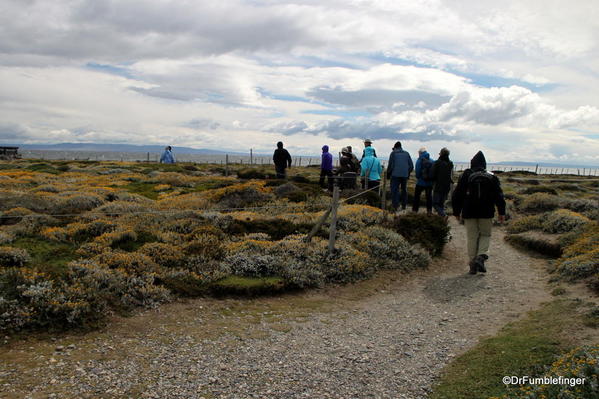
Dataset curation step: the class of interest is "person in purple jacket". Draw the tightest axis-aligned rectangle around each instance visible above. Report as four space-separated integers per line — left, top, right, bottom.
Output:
320 145 334 191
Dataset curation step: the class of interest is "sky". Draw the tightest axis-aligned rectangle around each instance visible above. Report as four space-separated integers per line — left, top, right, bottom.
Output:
1 0 599 164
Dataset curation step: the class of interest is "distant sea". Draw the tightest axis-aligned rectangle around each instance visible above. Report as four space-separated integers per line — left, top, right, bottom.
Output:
19 149 599 176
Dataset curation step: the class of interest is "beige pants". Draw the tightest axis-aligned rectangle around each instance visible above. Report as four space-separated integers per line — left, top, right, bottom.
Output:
464 218 493 259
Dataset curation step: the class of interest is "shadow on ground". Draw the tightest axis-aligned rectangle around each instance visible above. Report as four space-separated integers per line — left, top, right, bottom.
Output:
423 274 488 303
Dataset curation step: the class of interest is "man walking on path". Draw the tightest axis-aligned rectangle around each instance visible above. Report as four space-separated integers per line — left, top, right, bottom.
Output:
273 141 292 179
320 145 334 191
159 146 176 164
431 147 454 217
413 148 434 215
387 141 413 212
452 151 506 274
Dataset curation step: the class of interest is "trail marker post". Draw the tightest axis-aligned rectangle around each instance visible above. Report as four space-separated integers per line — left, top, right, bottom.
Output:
328 184 340 255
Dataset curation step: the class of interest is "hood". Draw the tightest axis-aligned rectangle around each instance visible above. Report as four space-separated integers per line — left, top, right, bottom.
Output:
419 151 430 160
322 145 329 153
470 151 487 169
363 147 375 157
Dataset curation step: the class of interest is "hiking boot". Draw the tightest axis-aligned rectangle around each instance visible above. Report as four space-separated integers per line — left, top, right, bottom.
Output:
475 254 488 273
468 258 477 275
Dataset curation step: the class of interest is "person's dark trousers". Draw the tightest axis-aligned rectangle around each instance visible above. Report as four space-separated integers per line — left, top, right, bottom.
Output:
341 172 357 190
433 189 449 216
413 184 432 213
390 177 408 210
275 165 287 179
320 169 333 189
367 180 380 189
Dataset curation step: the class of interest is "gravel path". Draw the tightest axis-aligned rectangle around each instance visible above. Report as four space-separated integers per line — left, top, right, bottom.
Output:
1 221 552 399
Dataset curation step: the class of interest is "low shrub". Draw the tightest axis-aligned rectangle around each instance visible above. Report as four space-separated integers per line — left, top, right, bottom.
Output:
387 213 450 256
343 226 430 270
237 169 267 179
55 193 104 214
564 198 598 215
343 188 381 207
182 233 226 260
521 186 558 195
542 209 589 233
504 233 563 258
506 215 543 234
93 252 160 275
0 207 34 226
519 193 561 213
138 242 186 268
0 246 31 267
226 217 313 240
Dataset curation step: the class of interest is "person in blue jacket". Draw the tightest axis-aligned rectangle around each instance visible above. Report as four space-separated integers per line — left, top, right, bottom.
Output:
360 146 382 189
320 145 334 190
387 141 413 212
159 146 176 164
413 147 433 214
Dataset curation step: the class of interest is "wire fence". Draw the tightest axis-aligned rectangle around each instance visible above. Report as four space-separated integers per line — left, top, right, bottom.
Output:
17 149 599 176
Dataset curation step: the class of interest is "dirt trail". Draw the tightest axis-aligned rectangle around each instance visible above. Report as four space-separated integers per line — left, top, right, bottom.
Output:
1 221 559 398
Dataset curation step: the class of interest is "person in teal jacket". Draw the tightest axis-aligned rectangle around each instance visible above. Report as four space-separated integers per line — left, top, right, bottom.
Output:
360 146 382 189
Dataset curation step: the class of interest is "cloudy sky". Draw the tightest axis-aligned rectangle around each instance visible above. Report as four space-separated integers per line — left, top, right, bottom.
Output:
1 0 598 164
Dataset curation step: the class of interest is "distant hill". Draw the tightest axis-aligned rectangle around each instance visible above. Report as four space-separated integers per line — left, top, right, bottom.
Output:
495 161 599 169
14 143 244 155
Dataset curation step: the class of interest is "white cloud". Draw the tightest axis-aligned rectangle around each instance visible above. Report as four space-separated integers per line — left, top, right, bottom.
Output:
0 0 597 164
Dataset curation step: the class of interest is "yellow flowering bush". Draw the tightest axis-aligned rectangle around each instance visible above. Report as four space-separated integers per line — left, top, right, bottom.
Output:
497 345 599 399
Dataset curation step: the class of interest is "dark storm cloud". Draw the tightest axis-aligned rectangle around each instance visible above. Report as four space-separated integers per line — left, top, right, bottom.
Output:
307 88 451 109
270 119 460 142
0 0 322 63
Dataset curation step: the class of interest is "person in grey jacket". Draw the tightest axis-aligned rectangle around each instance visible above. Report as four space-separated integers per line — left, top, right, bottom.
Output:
386 141 413 212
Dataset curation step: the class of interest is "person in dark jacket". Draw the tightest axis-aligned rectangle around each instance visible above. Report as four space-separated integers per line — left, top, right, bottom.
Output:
339 147 358 189
386 141 413 212
273 142 292 179
320 145 334 190
431 147 454 217
347 146 360 173
413 147 433 215
452 151 506 274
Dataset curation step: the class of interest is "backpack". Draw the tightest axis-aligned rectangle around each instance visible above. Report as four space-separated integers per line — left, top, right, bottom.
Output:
421 158 434 181
466 170 495 202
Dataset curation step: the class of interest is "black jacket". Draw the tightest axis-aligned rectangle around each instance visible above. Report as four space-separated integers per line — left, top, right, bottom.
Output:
452 151 506 219
273 148 292 168
431 156 453 193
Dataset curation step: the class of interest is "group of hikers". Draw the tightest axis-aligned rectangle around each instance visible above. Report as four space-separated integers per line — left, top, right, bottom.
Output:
162 140 506 275
272 139 507 275
274 139 455 217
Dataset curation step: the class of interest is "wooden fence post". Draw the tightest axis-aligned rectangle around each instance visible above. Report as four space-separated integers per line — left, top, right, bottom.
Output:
225 154 229 176
380 167 387 211
305 207 332 243
328 185 340 254
250 149 253 165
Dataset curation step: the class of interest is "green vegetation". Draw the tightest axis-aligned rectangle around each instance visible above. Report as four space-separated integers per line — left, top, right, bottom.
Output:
11 236 78 277
387 213 451 256
430 300 585 399
211 276 286 296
